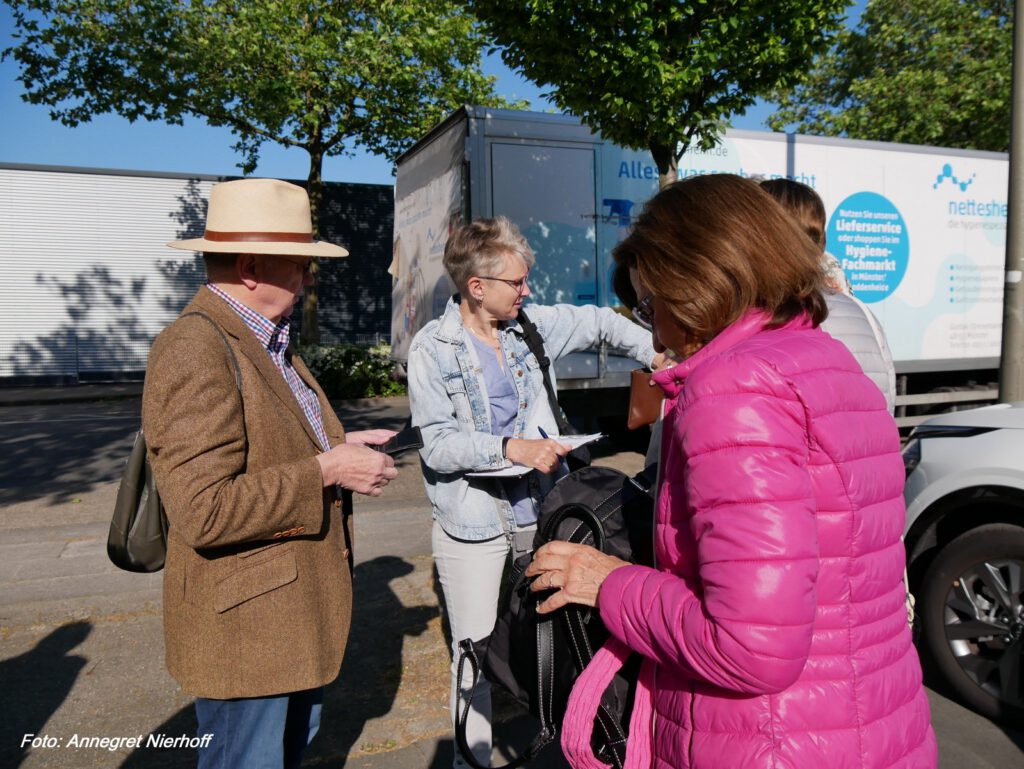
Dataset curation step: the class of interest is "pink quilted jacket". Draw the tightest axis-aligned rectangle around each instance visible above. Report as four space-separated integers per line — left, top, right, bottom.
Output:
564 311 937 769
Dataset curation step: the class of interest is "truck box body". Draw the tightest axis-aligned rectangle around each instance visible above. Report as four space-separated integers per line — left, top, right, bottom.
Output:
392 107 1006 420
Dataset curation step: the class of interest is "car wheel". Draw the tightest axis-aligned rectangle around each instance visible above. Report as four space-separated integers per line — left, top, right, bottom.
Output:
919 523 1024 721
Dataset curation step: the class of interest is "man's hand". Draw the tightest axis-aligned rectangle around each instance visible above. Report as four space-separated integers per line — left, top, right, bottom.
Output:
316 443 398 496
345 429 399 447
505 438 570 473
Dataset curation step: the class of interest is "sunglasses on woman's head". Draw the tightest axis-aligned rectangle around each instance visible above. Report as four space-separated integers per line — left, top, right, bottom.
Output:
632 294 655 330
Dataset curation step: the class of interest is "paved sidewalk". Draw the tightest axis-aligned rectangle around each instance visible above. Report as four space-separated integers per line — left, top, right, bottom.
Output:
0 386 601 769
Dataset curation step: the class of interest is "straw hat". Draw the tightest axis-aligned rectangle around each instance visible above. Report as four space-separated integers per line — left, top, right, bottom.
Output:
168 178 349 258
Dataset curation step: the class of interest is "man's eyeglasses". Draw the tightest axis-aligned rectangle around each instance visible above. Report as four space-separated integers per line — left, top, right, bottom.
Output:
632 294 655 330
478 273 530 296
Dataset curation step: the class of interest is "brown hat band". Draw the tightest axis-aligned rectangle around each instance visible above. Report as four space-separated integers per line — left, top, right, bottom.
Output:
204 229 314 243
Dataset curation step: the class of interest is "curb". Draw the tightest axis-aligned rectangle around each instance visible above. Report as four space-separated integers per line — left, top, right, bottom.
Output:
0 387 144 408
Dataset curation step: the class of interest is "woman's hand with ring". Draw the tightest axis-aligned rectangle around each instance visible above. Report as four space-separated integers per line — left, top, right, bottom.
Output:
525 541 629 614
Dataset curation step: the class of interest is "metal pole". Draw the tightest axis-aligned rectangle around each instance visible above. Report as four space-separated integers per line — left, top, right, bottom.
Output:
1000 0 1024 402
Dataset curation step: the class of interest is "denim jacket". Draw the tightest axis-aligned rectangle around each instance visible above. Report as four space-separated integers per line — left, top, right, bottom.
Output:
407 295 656 540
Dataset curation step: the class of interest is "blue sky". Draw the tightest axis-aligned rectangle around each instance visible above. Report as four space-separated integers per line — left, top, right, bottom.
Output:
0 3 864 186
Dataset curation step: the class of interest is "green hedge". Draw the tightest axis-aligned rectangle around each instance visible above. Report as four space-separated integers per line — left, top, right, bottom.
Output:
299 342 406 400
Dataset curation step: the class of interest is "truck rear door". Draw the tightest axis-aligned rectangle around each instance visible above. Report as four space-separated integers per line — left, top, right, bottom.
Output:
490 142 599 380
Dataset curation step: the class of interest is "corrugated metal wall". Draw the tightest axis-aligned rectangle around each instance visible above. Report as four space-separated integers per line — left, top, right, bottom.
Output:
314 183 395 346
0 165 394 382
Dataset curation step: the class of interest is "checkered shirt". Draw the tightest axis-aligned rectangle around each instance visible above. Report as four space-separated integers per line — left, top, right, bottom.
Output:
205 283 331 451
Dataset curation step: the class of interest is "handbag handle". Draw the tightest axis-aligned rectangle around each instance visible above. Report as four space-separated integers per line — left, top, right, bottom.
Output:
540 502 607 551
455 639 555 769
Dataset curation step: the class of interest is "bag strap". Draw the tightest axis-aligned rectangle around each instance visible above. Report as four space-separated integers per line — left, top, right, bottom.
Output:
455 639 555 769
516 309 572 436
121 311 239 565
630 464 659 499
542 501 629 767
180 311 242 390
562 602 628 769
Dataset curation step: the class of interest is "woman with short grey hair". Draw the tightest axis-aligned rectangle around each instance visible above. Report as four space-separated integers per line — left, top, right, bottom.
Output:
442 216 535 291
407 216 664 768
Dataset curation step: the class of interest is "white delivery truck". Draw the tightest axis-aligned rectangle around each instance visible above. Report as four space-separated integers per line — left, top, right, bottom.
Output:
391 107 1007 427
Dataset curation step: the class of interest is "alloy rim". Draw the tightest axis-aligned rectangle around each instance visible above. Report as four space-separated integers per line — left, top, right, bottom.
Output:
942 558 1024 709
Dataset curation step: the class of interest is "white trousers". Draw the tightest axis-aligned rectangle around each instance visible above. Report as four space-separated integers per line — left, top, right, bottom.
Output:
432 520 534 768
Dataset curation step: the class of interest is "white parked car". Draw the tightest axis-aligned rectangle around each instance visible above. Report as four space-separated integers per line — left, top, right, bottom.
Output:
903 403 1024 722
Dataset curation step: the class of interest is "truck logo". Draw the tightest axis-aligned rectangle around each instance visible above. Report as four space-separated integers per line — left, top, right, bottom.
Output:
933 163 976 192
602 198 635 226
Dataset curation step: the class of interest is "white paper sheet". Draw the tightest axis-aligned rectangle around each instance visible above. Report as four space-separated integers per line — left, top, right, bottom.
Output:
466 433 603 478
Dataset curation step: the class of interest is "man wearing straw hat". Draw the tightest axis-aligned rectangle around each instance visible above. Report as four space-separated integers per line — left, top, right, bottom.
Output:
143 178 398 768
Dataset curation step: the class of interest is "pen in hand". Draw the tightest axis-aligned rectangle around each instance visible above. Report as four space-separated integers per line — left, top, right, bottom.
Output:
538 426 569 472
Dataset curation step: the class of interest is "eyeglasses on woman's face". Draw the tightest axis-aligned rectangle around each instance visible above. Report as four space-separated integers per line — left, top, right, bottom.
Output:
632 294 655 330
478 271 530 297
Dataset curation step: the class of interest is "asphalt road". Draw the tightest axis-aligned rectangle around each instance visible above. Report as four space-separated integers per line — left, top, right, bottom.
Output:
1 397 1022 769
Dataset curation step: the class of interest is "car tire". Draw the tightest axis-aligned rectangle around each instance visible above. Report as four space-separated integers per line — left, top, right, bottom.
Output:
919 523 1024 722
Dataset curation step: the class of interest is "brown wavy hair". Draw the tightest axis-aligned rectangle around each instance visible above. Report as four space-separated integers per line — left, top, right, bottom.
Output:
612 174 827 345
758 178 827 249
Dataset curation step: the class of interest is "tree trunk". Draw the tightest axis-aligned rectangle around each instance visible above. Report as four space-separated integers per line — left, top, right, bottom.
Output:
301 144 324 346
650 142 678 189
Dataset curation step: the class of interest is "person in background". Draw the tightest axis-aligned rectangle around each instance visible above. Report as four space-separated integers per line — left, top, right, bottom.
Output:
528 175 937 769
144 178 398 769
760 178 896 412
407 216 665 768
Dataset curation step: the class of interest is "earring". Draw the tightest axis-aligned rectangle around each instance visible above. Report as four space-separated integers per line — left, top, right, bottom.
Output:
475 294 484 304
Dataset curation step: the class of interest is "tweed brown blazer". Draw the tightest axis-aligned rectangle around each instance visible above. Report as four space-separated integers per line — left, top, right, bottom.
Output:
142 287 350 699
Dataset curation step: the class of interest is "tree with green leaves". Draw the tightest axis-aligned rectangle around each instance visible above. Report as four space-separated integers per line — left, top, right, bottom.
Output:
4 0 518 342
770 0 1012 152
470 0 850 188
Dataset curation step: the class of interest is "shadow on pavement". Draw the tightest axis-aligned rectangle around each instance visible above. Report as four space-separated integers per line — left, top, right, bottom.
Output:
119 709 198 769
0 395 410 507
0 621 92 769
0 405 137 506
308 555 439 764
422 719 572 769
918 647 1024 752
118 555 437 768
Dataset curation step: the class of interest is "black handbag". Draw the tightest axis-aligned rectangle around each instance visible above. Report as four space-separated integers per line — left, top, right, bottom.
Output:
516 309 591 470
455 464 656 769
107 312 241 573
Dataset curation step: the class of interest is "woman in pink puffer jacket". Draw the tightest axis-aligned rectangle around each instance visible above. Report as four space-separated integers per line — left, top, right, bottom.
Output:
527 175 937 769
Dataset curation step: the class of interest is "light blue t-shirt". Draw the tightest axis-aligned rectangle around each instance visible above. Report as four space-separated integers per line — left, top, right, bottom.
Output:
468 332 537 527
